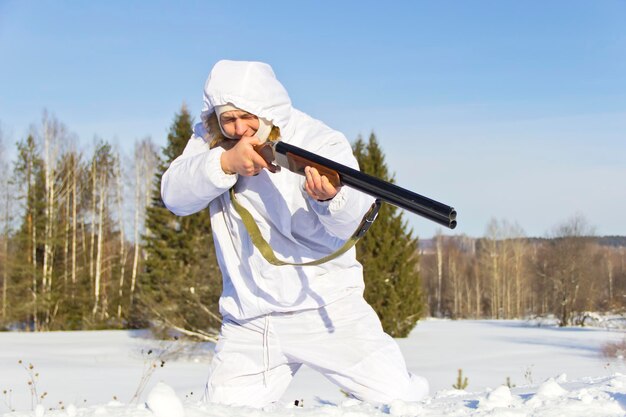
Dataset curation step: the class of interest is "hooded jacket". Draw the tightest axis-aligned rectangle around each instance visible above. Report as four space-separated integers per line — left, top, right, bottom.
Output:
161 60 374 320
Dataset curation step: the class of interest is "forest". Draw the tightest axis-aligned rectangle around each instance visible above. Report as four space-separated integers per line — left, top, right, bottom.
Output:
0 108 623 339
420 226 626 324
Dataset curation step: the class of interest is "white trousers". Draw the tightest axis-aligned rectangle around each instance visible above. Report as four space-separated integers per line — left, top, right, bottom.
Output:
206 292 429 407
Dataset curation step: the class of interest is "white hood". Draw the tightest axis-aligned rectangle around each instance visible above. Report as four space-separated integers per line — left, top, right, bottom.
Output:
201 60 293 135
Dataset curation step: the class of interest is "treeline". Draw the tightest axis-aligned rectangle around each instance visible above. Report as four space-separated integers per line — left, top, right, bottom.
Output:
0 112 159 331
0 108 228 337
1 108 622 337
0 108 422 338
421 218 626 325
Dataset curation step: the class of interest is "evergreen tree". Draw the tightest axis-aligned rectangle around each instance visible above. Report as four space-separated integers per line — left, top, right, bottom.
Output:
353 133 424 337
11 135 47 329
139 105 222 339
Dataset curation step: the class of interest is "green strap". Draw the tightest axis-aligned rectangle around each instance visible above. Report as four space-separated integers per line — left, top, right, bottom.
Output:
229 187 380 266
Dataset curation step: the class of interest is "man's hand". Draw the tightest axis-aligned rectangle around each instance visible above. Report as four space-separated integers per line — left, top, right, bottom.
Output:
304 166 340 201
221 136 269 176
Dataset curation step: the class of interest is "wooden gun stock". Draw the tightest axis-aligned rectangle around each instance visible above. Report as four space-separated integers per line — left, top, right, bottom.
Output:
283 152 342 188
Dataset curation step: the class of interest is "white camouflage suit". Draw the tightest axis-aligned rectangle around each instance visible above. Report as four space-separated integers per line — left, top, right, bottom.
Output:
161 60 428 407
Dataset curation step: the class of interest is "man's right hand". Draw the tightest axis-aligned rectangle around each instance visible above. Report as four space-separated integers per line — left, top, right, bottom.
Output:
220 136 269 176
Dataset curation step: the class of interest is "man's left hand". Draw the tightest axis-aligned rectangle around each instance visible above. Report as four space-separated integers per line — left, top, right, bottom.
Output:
304 166 340 201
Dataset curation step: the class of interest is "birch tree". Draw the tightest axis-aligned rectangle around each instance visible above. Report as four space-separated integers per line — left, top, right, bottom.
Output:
55 148 82 306
114 151 126 319
130 138 159 309
445 236 473 318
90 141 115 319
435 230 444 317
41 114 71 327
0 132 11 322
482 219 502 318
505 222 527 317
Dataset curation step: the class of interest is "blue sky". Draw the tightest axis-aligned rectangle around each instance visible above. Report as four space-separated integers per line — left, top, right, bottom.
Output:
1 0 624 238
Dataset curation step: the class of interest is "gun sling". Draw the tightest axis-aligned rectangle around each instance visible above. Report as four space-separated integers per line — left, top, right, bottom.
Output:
229 187 381 266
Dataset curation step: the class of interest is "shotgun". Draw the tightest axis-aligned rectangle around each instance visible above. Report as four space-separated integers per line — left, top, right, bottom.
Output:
254 141 457 229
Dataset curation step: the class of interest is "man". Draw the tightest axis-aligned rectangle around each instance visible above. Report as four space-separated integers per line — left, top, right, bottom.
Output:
161 60 428 408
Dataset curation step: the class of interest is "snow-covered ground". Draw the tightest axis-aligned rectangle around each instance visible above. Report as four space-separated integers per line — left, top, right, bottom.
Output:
1 319 625 416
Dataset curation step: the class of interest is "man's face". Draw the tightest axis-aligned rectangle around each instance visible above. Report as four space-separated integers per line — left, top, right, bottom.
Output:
219 110 260 139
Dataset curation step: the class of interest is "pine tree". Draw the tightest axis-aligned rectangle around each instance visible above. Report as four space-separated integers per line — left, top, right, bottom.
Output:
139 105 222 339
11 135 47 329
353 133 424 337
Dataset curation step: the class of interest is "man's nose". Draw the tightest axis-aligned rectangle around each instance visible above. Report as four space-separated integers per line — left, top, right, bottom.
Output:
235 119 247 135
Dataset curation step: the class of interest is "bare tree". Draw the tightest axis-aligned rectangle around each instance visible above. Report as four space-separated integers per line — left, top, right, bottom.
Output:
544 214 596 326
42 114 61 296
89 154 97 287
69 151 81 298
482 219 502 318
53 144 82 308
42 114 73 327
130 138 159 307
506 223 528 318
0 129 9 321
446 235 474 318
476 219 528 319
435 230 443 317
114 151 126 319
90 141 115 319
498 220 526 318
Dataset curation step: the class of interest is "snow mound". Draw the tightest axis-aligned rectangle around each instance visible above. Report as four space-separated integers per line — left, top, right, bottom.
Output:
478 385 514 410
145 382 185 417
536 377 568 398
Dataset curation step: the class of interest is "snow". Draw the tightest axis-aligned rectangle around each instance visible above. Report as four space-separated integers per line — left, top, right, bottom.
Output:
145 382 184 417
1 319 625 416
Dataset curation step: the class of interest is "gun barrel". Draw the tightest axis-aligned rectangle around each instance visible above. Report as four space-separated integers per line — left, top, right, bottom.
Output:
273 141 457 229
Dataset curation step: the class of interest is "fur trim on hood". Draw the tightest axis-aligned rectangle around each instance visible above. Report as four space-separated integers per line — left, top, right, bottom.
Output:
204 111 281 149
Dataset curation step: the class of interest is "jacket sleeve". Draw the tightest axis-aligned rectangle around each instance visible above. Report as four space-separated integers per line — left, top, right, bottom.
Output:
305 132 376 241
161 130 237 216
